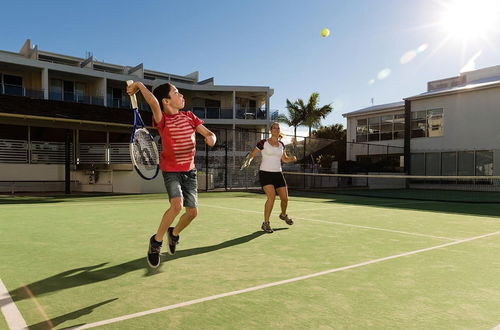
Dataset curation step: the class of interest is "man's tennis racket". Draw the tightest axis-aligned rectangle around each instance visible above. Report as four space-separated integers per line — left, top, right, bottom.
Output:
127 80 160 180
240 152 253 170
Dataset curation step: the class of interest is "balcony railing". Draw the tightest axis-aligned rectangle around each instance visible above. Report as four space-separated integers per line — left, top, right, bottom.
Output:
1 84 273 118
1 84 44 99
107 97 149 111
49 92 104 106
236 108 267 120
187 107 268 120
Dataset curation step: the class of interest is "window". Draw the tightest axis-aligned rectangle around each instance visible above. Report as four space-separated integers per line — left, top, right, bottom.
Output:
49 79 63 100
63 81 74 102
411 111 426 138
380 115 393 141
458 151 474 176
411 153 425 175
411 108 443 138
356 112 404 142
425 153 441 176
427 109 443 137
75 82 86 103
393 114 405 139
3 74 23 96
368 117 380 141
441 152 457 176
475 151 493 176
356 119 367 142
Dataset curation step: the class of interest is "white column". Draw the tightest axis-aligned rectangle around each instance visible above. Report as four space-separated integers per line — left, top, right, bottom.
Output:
232 90 236 119
42 68 49 99
101 78 107 106
265 93 270 121
232 123 236 186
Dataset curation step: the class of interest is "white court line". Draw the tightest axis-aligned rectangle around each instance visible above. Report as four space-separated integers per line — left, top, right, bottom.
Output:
288 200 431 212
69 230 500 329
0 279 27 330
492 324 500 330
201 204 458 241
294 216 458 241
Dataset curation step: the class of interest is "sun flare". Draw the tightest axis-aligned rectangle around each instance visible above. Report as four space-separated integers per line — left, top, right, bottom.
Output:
440 0 499 39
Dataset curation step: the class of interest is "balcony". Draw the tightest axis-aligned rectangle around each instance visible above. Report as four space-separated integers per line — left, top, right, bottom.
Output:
188 107 268 120
236 108 267 120
1 84 44 99
49 91 104 106
107 97 149 111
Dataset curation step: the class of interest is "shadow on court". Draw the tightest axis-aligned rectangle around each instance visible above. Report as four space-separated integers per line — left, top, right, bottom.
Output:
27 298 117 330
288 190 500 218
5 230 283 303
0 193 161 205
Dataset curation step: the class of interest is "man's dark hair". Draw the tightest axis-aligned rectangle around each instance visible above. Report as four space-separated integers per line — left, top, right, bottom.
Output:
153 83 174 111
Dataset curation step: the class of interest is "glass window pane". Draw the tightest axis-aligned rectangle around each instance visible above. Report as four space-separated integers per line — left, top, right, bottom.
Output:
411 153 425 175
412 111 426 119
356 125 368 134
49 79 63 100
441 152 457 176
411 119 426 138
393 131 404 139
425 153 441 175
475 150 493 176
380 116 393 140
458 151 474 176
368 117 380 141
427 108 443 137
394 114 405 131
4 74 23 86
356 134 367 142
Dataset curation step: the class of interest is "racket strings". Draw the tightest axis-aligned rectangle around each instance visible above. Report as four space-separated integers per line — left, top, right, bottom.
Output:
132 129 159 170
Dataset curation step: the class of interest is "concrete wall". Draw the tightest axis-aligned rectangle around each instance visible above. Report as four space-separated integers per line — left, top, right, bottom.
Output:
410 87 500 152
0 164 220 193
0 164 165 194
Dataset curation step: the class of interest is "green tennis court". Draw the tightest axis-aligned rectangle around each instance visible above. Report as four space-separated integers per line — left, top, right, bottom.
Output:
1 192 499 329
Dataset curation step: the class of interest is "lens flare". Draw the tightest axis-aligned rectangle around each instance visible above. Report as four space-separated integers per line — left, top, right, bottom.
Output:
377 68 391 80
417 43 428 53
400 50 417 64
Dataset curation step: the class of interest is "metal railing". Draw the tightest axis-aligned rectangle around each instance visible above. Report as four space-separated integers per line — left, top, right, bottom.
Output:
49 92 104 106
1 84 44 99
107 97 149 111
187 107 269 120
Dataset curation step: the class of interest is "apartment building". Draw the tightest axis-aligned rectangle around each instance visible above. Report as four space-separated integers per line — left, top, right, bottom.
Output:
0 39 275 193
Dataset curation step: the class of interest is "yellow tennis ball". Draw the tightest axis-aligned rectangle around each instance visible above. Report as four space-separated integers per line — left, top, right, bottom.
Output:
320 28 330 37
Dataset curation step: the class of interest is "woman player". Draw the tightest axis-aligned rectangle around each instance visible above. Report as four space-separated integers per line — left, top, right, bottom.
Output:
245 122 297 233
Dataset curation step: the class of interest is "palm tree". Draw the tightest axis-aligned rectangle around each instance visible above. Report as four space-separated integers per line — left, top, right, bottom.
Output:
301 93 333 137
275 99 305 140
312 123 346 140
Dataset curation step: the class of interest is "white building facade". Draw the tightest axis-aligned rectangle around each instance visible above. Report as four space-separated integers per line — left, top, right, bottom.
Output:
343 65 500 176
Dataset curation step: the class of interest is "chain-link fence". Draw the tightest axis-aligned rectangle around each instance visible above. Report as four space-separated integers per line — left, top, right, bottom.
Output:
194 128 346 191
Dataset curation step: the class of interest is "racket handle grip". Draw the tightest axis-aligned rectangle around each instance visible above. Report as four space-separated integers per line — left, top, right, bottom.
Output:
126 80 139 109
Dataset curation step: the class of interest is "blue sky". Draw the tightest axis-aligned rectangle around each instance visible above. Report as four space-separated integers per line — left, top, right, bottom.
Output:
2 0 500 136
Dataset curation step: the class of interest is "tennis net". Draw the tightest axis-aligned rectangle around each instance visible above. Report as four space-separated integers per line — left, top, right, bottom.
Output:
283 172 500 203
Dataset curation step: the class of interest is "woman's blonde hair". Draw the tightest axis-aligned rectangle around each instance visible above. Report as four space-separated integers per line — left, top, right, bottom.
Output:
271 122 285 139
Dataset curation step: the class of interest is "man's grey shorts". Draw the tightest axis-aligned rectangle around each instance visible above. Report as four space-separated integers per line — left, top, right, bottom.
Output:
162 169 198 208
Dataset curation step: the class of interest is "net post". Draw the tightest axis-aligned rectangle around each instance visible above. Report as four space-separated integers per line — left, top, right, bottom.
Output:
205 143 209 192
224 131 228 191
65 129 72 194
303 137 307 189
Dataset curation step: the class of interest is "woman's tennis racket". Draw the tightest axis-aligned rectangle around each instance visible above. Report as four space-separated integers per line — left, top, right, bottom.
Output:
127 80 160 180
240 152 253 170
